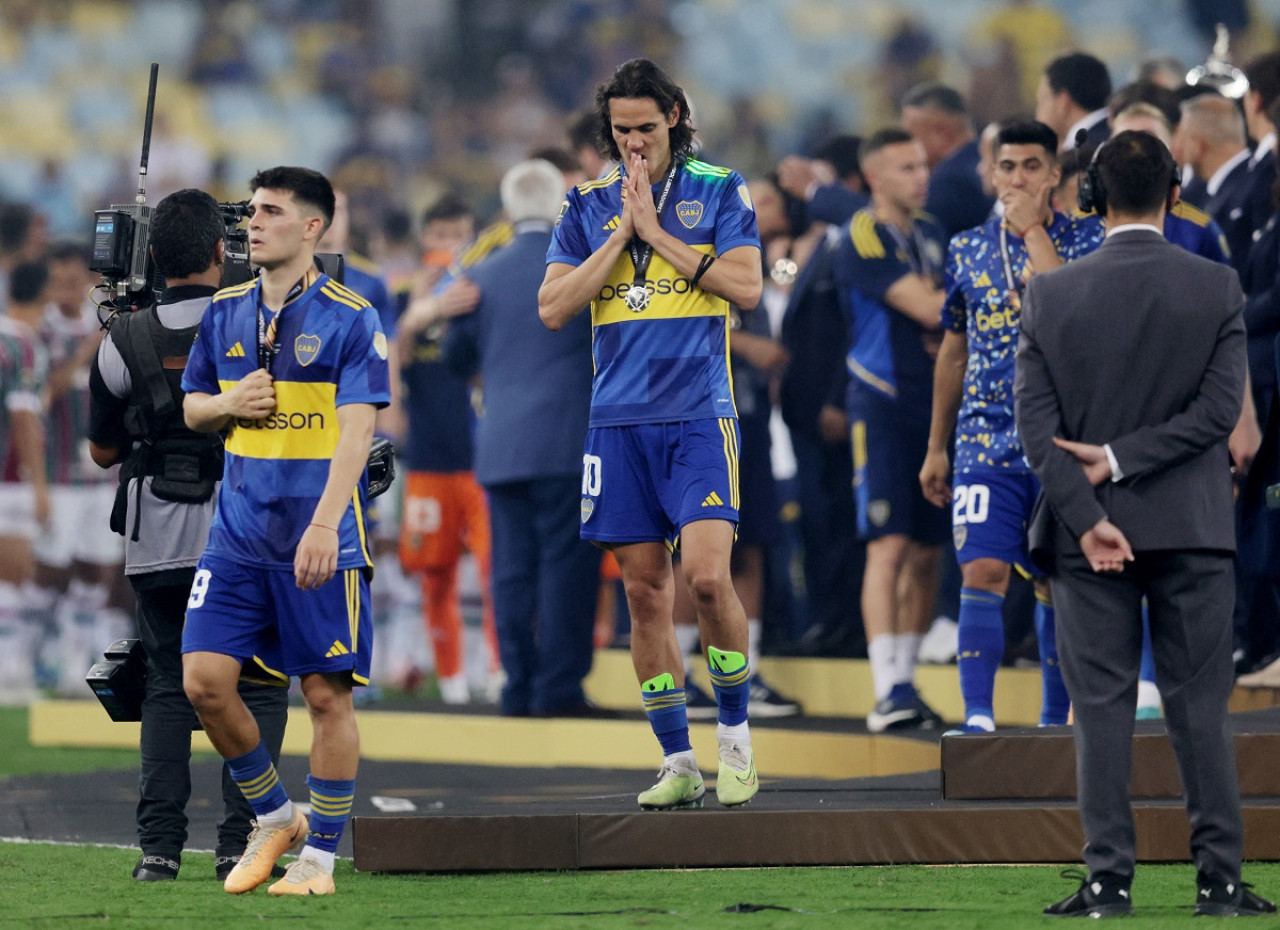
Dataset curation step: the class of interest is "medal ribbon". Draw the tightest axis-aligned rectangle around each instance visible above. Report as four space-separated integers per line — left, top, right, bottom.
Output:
626 158 682 301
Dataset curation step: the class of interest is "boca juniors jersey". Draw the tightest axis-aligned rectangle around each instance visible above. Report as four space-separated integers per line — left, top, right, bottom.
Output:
547 157 760 427
942 212 1103 472
834 209 947 414
182 273 391 571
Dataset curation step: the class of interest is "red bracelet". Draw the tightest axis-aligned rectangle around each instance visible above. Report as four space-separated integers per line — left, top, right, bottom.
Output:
309 522 338 532
1018 223 1041 238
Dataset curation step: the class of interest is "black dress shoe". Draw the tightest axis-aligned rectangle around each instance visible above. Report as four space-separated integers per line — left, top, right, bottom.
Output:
1194 880 1276 917
132 854 179 882
1044 870 1133 918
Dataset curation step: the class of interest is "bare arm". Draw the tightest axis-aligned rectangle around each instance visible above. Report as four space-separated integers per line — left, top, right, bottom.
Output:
920 328 967 507
183 368 276 433
294 402 377 590
89 440 122 468
539 234 629 330
12 409 48 524
883 273 945 328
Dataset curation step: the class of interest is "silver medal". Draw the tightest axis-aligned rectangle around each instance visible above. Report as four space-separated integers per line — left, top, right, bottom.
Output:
625 286 650 312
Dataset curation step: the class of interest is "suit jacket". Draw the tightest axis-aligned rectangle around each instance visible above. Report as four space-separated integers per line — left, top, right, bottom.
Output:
1014 228 1245 565
1246 148 1276 242
1203 155 1254 273
926 139 995 238
442 224 593 485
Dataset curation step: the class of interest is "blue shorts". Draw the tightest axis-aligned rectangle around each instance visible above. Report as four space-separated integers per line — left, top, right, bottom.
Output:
182 554 374 685
849 397 949 546
580 419 740 550
951 469 1040 577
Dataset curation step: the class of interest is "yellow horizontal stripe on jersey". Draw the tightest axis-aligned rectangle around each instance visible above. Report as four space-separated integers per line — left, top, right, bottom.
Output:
847 358 897 398
591 246 729 325
222 379 339 459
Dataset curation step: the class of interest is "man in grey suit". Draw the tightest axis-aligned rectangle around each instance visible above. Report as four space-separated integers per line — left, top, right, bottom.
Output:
1014 130 1274 918
443 158 601 717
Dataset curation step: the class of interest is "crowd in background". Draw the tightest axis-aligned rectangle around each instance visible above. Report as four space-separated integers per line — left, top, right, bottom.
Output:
4 0 1280 713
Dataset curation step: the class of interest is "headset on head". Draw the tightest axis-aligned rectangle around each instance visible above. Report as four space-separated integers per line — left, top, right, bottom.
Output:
1076 129 1180 216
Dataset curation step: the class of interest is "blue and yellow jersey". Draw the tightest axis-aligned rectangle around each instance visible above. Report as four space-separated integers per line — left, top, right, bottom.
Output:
343 253 396 337
547 158 760 427
943 212 1104 473
182 274 392 571
833 209 947 414
1163 200 1231 265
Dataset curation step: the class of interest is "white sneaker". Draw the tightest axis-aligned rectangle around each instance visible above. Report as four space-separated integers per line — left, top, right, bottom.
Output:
438 673 470 704
918 616 958 664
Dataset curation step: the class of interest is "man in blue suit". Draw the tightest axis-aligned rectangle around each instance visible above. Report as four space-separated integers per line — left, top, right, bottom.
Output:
443 159 601 717
900 83 995 238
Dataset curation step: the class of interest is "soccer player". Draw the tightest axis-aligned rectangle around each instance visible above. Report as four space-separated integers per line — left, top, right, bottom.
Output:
539 58 764 809
920 119 1104 733
833 128 948 732
181 166 390 896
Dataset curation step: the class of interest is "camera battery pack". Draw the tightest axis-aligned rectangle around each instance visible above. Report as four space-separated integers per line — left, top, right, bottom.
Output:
86 638 148 722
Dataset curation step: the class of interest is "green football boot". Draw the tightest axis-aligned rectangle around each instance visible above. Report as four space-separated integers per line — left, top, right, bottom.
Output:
715 740 758 807
637 757 705 810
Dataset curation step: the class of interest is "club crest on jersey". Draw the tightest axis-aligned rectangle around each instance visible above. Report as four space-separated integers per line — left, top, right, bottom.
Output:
867 499 891 528
953 525 967 550
294 334 322 366
580 498 594 523
676 200 704 229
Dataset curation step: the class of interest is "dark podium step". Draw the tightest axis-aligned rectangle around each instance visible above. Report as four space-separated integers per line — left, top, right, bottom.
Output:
942 708 1280 801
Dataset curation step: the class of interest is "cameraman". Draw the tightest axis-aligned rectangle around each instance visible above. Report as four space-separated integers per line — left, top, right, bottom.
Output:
86 189 287 883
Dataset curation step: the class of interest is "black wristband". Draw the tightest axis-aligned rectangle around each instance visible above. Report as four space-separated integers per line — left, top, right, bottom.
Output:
692 252 716 287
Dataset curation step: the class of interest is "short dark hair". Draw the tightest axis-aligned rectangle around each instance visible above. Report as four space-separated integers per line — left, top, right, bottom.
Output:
9 260 47 304
420 193 471 228
1244 50 1280 111
594 58 695 163
568 109 601 153
1107 80 1181 127
995 119 1059 159
527 146 579 175
1045 53 1113 112
861 127 917 161
150 189 224 280
813 134 862 182
901 82 968 116
46 239 89 266
0 203 33 255
1095 130 1175 214
249 166 335 231
1057 145 1093 184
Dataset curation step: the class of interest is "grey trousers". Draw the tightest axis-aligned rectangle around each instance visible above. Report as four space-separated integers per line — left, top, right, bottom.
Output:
1052 549 1242 887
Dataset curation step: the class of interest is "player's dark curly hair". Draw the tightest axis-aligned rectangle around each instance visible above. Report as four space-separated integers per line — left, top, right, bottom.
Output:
594 59 696 163
250 166 335 232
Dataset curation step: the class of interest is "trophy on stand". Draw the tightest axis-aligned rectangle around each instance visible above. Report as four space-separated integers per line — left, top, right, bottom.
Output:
1186 23 1249 98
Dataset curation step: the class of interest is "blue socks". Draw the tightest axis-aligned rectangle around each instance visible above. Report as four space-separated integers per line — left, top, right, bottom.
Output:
641 677 692 756
1140 607 1156 685
226 741 290 820
707 647 749 727
958 587 1004 722
305 774 356 854
1036 593 1070 726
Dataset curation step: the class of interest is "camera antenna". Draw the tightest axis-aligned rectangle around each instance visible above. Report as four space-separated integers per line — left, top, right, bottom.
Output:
136 63 159 206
